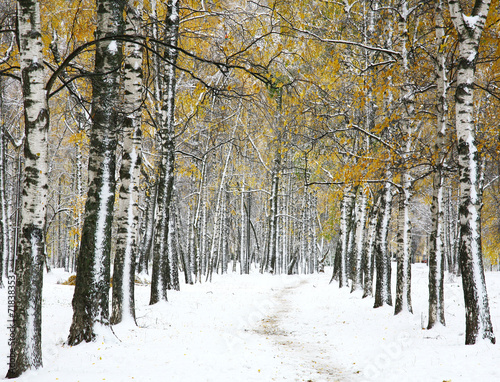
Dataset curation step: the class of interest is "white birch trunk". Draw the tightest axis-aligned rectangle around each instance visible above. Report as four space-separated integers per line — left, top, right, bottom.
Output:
240 181 247 274
363 192 382 298
351 186 367 292
428 0 448 328
150 0 180 304
300 194 308 274
167 196 180 290
267 157 280 273
111 0 144 325
7 0 48 376
395 182 412 314
448 0 495 344
0 121 10 284
339 186 355 288
394 0 415 316
311 195 318 273
374 179 393 308
199 172 208 279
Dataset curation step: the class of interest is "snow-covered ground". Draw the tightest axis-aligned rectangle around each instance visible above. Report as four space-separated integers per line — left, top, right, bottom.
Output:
1 264 499 381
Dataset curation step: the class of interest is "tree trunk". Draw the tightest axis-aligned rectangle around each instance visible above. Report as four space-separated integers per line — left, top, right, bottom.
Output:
166 199 180 290
393 0 416 316
374 180 393 308
7 0 49 376
363 192 382 298
351 186 367 292
176 202 193 284
186 196 196 279
240 182 247 274
330 238 341 283
137 181 157 275
0 119 9 286
448 0 495 345
9 151 22 275
311 195 318 273
428 0 447 329
67 0 124 346
111 0 144 325
394 184 412 314
221 186 229 274
199 171 208 279
150 0 180 304
339 185 355 288
267 156 280 273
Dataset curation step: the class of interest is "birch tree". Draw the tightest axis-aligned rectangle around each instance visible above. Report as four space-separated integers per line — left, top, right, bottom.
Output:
427 0 448 329
351 186 367 292
68 0 124 345
338 185 355 288
111 0 144 325
447 0 495 344
374 179 393 308
150 0 180 304
0 106 10 285
363 191 382 298
7 0 49 376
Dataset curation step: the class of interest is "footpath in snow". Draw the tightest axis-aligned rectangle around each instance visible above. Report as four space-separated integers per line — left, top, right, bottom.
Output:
1 264 500 381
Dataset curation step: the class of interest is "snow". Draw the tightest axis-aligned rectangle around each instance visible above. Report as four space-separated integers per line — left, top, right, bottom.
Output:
107 40 118 54
462 14 480 29
467 51 477 63
2 265 500 381
170 0 179 22
93 149 113 317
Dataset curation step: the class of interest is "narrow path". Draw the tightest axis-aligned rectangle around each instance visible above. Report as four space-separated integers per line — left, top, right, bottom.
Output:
255 278 349 382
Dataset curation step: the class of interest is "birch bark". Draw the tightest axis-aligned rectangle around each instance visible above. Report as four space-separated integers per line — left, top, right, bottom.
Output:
363 192 382 298
68 0 124 345
351 187 367 292
111 0 144 325
428 0 448 329
7 0 49 376
150 0 180 304
448 0 495 344
0 119 10 285
374 180 393 308
394 0 415 316
137 180 157 274
339 185 355 288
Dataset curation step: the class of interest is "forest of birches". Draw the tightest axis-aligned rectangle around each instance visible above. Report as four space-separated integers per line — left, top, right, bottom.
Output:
1 0 500 377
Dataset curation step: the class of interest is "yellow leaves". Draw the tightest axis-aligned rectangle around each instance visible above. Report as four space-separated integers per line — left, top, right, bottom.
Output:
177 162 201 179
68 130 88 145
